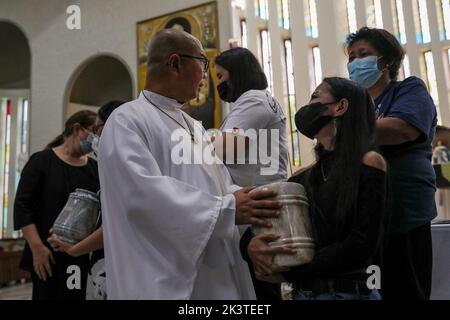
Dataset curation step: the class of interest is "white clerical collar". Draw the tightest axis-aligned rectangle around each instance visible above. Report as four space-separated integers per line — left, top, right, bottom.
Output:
142 90 186 110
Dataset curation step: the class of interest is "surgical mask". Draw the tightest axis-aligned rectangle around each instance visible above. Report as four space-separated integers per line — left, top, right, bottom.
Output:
217 81 234 103
295 102 337 139
348 56 383 89
80 133 99 155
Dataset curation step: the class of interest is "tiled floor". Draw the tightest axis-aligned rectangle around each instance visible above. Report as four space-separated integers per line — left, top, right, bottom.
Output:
0 282 32 300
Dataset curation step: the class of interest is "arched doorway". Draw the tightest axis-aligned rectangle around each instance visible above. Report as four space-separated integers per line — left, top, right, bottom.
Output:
65 55 133 120
0 21 31 239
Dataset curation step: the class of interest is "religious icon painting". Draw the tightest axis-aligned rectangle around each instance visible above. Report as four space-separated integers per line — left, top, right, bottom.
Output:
137 1 221 129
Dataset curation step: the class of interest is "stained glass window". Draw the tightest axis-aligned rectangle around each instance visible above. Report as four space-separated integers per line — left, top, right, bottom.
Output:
260 30 273 93
424 51 441 123
305 0 319 38
414 0 431 43
393 0 407 44
0 97 29 239
284 40 301 167
346 0 358 34
1 100 11 239
437 0 450 40
278 0 291 29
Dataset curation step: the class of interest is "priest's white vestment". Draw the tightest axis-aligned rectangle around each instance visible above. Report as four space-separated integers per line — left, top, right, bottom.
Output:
98 91 256 300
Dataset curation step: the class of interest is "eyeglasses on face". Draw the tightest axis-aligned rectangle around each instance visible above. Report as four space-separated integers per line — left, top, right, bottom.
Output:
178 54 209 73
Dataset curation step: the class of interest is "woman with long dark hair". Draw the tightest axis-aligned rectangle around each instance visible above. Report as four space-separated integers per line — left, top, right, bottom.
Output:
241 77 388 300
14 110 99 300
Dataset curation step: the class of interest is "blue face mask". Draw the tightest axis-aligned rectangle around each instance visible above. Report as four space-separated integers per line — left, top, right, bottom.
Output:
348 56 383 88
80 133 99 155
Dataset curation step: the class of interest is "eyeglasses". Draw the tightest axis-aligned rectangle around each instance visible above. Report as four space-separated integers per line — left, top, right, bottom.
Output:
178 54 209 73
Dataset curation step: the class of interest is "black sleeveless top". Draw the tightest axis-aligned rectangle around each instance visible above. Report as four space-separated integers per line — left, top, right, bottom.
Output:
239 150 388 284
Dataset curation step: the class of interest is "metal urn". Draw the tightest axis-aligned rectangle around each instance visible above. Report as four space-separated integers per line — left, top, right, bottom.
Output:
251 182 315 267
52 188 100 244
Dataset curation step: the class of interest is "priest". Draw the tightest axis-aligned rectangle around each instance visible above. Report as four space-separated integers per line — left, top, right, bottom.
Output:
98 29 287 299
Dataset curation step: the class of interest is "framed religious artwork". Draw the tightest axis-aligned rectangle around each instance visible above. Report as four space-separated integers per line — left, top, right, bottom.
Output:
137 1 221 129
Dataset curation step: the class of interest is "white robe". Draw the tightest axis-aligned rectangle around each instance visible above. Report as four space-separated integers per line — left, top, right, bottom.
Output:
98 91 256 300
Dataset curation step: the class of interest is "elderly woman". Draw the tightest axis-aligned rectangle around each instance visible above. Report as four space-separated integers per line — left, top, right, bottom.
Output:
346 27 438 300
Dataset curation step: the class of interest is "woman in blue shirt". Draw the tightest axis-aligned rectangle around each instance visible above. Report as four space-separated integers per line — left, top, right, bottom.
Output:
346 27 438 300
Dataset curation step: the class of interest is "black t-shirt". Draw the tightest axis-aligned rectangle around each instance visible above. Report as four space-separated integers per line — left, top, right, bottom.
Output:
14 148 100 272
240 151 388 284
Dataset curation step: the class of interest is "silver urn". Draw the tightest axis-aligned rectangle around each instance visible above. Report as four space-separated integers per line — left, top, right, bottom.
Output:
52 188 100 244
251 182 315 267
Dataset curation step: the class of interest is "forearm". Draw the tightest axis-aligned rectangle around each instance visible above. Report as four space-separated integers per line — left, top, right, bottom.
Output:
22 224 45 251
68 227 104 257
376 117 421 146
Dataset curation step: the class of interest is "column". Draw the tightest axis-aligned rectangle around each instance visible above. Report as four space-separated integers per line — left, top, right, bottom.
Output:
290 0 315 167
380 0 395 33
316 0 349 77
267 0 284 103
244 0 258 54
401 0 421 76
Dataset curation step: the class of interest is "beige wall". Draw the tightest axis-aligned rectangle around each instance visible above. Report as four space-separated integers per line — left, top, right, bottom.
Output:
0 0 234 153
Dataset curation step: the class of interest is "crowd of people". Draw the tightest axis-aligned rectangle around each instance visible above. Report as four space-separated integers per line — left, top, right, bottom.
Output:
13 26 438 300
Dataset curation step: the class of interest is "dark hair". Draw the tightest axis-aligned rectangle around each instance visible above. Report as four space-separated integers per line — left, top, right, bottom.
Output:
345 27 405 80
46 110 97 149
311 77 376 225
98 100 125 123
214 47 268 102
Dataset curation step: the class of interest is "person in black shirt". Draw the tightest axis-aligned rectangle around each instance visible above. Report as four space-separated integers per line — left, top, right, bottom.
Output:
47 101 125 300
13 110 99 300
241 77 388 300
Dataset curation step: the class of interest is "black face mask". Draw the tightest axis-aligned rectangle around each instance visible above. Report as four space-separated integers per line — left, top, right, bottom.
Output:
295 101 337 139
217 81 234 103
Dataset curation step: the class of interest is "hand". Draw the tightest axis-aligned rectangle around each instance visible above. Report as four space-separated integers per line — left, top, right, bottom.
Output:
31 244 55 281
248 233 295 276
47 234 74 255
234 187 281 227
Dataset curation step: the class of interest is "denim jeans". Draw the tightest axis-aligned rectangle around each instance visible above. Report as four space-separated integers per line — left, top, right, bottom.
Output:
293 289 382 300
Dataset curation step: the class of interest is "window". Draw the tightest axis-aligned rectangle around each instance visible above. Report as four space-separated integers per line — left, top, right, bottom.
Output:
304 0 319 38
312 46 322 88
437 0 450 40
393 0 407 44
367 0 383 29
278 0 291 29
1 99 11 239
414 0 431 43
284 40 301 166
424 51 441 123
346 0 357 34
260 30 273 93
0 97 29 239
256 0 269 20
241 20 248 48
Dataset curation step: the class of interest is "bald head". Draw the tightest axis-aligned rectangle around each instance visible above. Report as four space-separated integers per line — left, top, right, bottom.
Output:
146 29 203 78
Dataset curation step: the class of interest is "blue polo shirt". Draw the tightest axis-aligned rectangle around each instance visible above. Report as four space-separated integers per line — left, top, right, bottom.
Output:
375 76 438 235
